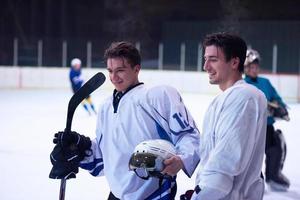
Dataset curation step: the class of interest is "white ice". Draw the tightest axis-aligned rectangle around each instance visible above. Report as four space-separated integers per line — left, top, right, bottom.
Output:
1 88 300 200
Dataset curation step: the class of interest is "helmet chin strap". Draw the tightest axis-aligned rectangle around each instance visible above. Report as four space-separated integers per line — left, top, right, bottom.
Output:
133 168 150 180
133 169 173 180
149 171 172 180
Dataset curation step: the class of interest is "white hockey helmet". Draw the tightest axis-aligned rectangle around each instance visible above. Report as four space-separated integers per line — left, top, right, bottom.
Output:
71 58 82 67
129 139 176 179
244 49 261 66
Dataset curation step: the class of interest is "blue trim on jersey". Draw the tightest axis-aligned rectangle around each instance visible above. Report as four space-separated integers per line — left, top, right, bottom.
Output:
152 107 168 123
98 134 103 146
80 158 103 170
169 127 195 135
90 164 104 176
144 178 176 200
155 123 172 142
80 158 104 176
183 106 190 125
139 103 196 139
153 106 195 136
139 105 172 143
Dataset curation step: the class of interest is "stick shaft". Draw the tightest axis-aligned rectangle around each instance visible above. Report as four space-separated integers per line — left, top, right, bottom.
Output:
59 179 66 200
57 72 106 200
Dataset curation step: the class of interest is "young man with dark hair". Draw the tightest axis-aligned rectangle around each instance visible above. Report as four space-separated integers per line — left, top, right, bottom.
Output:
182 33 268 200
50 41 200 200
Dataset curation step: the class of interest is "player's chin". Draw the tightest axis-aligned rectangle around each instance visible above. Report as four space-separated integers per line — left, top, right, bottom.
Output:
209 78 218 84
115 86 127 92
208 73 216 81
113 84 123 92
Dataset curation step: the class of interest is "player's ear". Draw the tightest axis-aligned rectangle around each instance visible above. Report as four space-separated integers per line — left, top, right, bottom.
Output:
231 57 240 70
134 64 141 73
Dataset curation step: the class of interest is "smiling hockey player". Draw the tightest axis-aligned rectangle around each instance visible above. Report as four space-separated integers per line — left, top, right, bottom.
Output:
181 32 267 200
50 41 200 200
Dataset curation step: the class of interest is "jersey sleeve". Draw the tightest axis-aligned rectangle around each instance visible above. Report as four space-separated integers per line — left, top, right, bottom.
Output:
145 85 201 177
79 107 105 177
79 137 104 177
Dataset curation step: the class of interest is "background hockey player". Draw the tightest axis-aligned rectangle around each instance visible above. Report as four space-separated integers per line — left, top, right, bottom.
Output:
50 41 200 199
69 58 97 115
181 32 267 200
244 48 290 191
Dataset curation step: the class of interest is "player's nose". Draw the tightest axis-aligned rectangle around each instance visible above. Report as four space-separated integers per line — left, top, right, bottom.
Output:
203 60 210 71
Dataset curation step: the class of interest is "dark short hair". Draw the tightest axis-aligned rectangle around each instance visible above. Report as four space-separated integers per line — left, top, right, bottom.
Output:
104 41 141 67
203 32 247 72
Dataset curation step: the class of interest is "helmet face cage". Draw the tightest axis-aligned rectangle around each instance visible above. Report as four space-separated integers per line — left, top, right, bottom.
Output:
244 49 260 66
129 152 164 179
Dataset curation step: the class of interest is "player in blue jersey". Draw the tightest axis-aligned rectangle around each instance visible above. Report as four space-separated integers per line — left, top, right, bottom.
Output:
50 42 201 199
69 58 97 115
244 49 290 191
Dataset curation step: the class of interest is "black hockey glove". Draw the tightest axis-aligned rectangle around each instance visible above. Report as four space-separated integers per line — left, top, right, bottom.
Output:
49 131 92 180
180 186 201 200
268 101 290 121
180 190 194 200
49 144 80 179
53 131 92 160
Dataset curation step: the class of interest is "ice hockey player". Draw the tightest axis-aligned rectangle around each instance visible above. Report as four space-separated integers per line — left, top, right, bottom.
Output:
181 32 268 200
50 41 200 199
69 58 97 115
244 48 290 191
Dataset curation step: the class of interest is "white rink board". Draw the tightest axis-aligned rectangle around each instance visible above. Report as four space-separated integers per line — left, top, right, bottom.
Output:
0 66 299 102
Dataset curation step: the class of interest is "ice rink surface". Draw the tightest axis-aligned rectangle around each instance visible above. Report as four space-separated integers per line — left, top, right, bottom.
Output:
1 88 300 200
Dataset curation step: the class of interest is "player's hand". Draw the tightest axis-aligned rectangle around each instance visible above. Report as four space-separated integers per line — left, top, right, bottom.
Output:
49 143 80 179
267 102 290 121
50 131 92 180
180 190 194 200
53 131 92 154
161 155 184 176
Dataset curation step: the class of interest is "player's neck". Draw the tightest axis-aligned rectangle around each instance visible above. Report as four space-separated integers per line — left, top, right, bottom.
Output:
220 74 242 91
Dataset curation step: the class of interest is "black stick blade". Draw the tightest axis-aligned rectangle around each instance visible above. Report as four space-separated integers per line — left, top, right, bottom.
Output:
66 72 106 131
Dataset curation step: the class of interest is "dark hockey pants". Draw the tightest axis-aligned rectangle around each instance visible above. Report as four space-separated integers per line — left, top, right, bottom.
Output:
108 192 120 200
265 125 287 181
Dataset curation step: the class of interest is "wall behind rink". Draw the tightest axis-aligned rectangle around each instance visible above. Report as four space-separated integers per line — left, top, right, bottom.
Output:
0 66 299 103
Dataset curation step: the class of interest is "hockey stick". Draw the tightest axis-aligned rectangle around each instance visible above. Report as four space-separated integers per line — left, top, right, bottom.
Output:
58 72 106 200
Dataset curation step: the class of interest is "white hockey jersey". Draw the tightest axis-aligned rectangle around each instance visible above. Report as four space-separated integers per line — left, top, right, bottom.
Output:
192 80 267 200
81 84 200 199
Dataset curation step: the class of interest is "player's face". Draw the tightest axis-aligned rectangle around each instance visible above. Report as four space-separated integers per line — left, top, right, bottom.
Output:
73 64 81 70
107 57 140 92
245 63 259 78
203 45 240 91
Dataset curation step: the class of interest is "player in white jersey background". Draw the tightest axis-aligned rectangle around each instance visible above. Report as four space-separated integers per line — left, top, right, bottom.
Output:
50 41 201 199
181 32 268 200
